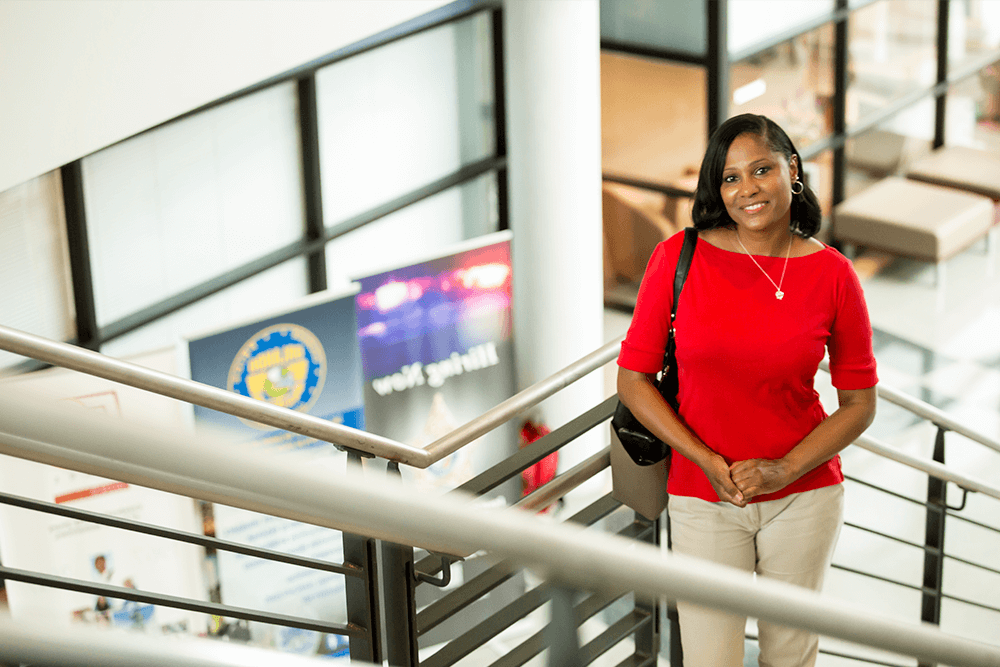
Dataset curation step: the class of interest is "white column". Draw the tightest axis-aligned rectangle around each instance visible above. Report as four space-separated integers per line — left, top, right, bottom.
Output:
504 0 604 475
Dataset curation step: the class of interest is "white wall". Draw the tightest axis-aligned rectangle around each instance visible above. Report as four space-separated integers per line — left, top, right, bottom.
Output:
0 0 450 194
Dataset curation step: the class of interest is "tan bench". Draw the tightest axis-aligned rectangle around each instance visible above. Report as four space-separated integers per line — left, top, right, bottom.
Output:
832 177 994 289
906 145 1000 203
906 145 1000 277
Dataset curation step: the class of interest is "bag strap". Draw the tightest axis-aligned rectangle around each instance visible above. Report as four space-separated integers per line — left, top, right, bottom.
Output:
661 227 698 373
673 227 698 314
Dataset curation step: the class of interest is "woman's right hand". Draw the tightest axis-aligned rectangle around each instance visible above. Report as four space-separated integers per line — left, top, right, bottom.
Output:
702 455 746 507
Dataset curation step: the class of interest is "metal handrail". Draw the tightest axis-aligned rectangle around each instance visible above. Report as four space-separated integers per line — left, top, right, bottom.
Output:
0 616 359 667
854 434 1000 500
0 323 427 465
4 322 998 494
0 324 621 469
424 339 621 461
820 359 1000 455
512 447 611 512
0 394 997 667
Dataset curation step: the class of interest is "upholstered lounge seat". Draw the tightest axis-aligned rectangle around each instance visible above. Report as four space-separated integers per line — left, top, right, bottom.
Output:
833 177 993 288
906 145 1000 202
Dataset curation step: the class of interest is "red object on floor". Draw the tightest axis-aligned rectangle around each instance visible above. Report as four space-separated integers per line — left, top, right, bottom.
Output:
520 421 559 503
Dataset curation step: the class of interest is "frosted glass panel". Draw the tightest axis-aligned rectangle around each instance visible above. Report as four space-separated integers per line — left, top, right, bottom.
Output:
316 13 494 227
101 258 308 359
728 1 835 56
0 172 74 373
600 0 706 55
325 174 496 285
82 82 304 328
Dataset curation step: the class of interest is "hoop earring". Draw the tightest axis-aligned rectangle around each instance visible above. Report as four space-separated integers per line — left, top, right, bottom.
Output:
791 179 804 195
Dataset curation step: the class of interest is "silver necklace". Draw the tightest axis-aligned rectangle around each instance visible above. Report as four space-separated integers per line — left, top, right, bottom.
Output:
734 230 793 300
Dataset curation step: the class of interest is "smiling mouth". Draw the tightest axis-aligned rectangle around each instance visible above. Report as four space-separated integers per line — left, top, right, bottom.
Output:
742 202 766 213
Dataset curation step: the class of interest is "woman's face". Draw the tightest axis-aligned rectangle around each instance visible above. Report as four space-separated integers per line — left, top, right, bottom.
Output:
720 132 797 234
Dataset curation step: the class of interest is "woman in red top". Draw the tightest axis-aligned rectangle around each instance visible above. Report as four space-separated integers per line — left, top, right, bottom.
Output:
617 114 878 667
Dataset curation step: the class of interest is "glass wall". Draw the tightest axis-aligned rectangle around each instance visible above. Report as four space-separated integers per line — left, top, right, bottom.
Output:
847 0 938 125
600 0 707 56
315 12 495 232
82 82 305 330
728 0 836 58
3 5 505 361
948 0 1000 73
0 172 75 372
729 23 836 148
946 68 1000 150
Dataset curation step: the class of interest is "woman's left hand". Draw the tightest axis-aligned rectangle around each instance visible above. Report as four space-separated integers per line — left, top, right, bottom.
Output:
729 458 792 501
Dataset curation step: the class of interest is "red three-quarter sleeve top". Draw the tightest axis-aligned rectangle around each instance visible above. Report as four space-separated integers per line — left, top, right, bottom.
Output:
618 230 878 503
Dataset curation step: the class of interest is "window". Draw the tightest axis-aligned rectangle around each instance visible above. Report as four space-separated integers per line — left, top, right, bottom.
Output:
82 83 305 329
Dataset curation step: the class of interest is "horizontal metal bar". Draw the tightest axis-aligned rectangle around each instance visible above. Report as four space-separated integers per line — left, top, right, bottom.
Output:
416 492 629 635
512 447 611 513
844 520 1000 577
97 239 316 343
0 491 362 579
844 475 929 508
579 609 651 665
456 396 617 497
0 616 364 667
416 560 517 636
830 564 924 593
425 339 622 463
491 589 628 667
599 39 705 66
820 361 1000 456
321 156 504 246
613 654 656 667
746 633 911 667
421 585 549 667
0 566 362 637
0 324 429 466
602 173 696 199
854 434 1000 500
99 156 505 344
940 593 1000 615
945 510 1000 534
2 397 998 667
843 520 928 553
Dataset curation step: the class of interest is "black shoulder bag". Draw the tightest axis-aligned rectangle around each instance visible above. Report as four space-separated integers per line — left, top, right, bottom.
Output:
612 227 698 466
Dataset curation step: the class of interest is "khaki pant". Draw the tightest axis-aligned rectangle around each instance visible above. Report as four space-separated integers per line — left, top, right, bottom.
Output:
668 484 844 667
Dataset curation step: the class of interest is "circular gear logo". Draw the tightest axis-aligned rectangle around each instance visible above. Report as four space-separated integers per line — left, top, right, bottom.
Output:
227 324 326 428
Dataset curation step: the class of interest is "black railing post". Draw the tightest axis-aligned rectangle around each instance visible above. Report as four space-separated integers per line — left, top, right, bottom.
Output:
933 0 950 149
343 451 383 663
919 426 948 667
383 461 419 666
634 515 661 662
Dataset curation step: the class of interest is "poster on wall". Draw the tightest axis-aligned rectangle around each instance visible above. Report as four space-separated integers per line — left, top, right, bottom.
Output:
185 285 363 657
354 231 516 492
0 348 207 636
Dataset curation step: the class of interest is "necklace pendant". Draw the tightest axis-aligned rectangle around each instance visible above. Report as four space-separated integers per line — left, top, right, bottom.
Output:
775 290 784 300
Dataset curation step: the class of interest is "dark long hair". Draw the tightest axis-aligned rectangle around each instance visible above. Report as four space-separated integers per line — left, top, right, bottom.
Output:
691 114 822 238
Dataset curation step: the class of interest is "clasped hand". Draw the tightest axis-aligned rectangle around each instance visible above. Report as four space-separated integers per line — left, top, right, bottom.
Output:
705 457 792 507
